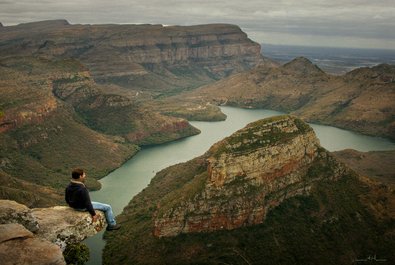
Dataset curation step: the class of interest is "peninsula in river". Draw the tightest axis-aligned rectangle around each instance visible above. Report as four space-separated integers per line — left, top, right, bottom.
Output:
0 20 394 265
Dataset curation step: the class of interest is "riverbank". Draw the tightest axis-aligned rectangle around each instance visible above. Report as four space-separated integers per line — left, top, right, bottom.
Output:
85 106 395 265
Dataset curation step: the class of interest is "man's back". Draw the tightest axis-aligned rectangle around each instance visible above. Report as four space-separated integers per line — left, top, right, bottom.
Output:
65 182 95 216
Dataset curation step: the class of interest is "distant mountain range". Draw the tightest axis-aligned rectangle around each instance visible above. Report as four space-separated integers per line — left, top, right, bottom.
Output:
181 57 395 140
261 44 395 75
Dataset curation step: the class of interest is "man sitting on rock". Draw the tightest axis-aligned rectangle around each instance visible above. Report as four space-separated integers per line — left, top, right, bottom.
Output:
65 168 121 231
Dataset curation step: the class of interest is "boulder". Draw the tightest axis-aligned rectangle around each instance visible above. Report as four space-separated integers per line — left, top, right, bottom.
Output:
32 206 106 250
0 199 38 232
0 200 107 264
0 223 66 265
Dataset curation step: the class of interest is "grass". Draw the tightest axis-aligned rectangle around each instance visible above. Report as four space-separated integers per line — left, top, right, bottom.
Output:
103 144 395 265
105 171 395 264
212 115 313 158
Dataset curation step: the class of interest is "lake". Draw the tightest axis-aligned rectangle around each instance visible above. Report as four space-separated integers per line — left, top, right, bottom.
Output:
85 106 395 265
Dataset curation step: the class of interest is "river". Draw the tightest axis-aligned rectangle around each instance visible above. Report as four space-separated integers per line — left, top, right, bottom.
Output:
85 106 395 265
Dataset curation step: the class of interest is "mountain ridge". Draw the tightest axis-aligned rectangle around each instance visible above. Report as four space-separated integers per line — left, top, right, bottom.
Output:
0 20 269 96
104 115 395 264
0 20 270 207
182 57 395 140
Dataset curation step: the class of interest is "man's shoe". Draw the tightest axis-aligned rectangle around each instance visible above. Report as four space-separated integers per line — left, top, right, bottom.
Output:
106 224 121 231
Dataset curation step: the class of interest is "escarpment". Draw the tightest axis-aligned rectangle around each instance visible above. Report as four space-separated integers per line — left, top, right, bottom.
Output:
0 21 266 93
0 55 201 192
153 116 346 237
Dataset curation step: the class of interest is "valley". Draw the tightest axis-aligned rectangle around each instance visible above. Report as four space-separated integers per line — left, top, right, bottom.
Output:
0 20 394 265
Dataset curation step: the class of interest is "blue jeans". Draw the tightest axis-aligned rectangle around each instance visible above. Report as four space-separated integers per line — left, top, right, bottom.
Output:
92 201 116 226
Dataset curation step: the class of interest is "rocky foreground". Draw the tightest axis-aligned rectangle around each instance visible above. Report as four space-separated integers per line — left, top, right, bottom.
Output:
104 116 395 264
0 200 107 265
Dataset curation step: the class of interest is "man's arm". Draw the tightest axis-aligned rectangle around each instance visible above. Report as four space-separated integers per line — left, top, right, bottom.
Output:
65 188 69 204
91 214 99 223
80 187 96 216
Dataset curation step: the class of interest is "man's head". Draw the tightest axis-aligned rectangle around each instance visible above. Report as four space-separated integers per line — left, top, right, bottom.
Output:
71 168 86 181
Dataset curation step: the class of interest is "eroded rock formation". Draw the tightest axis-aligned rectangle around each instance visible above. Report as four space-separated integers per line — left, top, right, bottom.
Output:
0 20 267 89
0 223 66 265
153 115 347 237
0 200 106 265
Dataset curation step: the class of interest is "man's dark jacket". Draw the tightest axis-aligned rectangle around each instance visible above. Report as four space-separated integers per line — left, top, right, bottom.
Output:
65 181 95 216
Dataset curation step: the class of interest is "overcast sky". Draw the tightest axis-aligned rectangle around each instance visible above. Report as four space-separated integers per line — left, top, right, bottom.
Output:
1 0 395 49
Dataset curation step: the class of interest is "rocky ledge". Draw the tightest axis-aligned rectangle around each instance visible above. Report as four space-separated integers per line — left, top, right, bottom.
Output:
0 200 106 265
153 115 347 237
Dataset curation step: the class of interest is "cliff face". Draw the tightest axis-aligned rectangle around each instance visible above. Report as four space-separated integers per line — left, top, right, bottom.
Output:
105 115 394 264
0 199 107 265
0 56 200 204
186 57 395 140
105 116 394 264
0 21 265 94
153 116 344 237
0 21 264 202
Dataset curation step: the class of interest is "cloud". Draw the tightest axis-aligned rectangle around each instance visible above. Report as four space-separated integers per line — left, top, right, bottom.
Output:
0 0 394 49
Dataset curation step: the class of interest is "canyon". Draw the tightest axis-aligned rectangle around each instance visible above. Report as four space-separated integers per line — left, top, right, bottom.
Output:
0 20 264 205
182 57 395 140
0 20 270 95
0 20 394 265
104 116 395 264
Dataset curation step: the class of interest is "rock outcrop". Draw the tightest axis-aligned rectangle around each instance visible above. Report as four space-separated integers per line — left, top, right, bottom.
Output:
105 115 394 265
0 200 106 265
153 115 346 237
0 200 39 232
0 223 66 265
0 56 198 199
0 20 267 204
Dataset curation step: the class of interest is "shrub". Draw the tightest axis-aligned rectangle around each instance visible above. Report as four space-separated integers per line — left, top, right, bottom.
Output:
63 243 90 265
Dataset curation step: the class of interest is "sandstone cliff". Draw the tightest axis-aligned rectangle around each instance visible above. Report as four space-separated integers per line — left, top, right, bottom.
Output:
0 20 266 203
104 116 395 265
0 20 267 95
0 56 200 204
0 199 107 265
153 115 344 236
184 57 395 140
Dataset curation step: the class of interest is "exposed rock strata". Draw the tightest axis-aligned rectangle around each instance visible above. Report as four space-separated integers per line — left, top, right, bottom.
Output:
0 199 107 265
0 223 66 265
0 56 198 200
0 21 267 92
0 199 39 232
105 115 394 265
153 116 346 237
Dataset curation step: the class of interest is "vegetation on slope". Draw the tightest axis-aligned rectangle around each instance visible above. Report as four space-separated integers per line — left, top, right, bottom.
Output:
181 58 395 140
0 56 196 205
104 143 394 265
